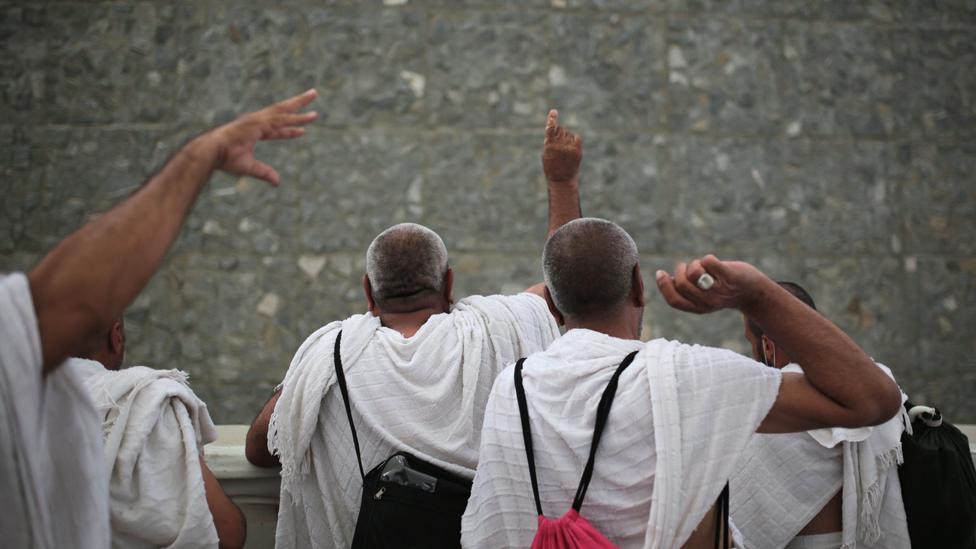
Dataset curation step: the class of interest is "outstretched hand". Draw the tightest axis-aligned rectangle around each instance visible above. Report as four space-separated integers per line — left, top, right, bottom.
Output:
542 109 582 183
654 254 769 314
206 89 319 186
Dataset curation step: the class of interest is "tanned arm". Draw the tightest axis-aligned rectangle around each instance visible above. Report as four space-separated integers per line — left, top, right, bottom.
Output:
245 389 282 467
526 109 583 298
542 109 582 237
199 456 247 549
28 90 319 375
655 255 902 433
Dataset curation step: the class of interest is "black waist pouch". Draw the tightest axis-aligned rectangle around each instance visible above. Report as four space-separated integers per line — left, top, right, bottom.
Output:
351 451 473 549
333 331 473 549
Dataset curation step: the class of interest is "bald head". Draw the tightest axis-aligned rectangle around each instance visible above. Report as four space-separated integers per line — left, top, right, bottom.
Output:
543 218 640 319
366 223 449 308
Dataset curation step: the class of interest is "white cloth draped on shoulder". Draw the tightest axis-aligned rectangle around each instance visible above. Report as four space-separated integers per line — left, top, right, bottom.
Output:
270 293 559 549
0 274 109 549
730 362 911 549
73 358 220 549
461 329 782 549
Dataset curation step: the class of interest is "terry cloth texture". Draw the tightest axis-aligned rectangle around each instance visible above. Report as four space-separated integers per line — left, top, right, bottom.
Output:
461 329 782 549
270 293 559 548
74 358 220 548
0 273 109 549
731 362 910 549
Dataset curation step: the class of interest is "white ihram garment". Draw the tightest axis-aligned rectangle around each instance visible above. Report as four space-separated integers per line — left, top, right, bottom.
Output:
270 293 559 548
461 329 782 549
0 273 110 548
74 359 220 549
730 363 911 549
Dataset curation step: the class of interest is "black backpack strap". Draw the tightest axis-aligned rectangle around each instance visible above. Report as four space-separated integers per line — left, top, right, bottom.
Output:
514 357 544 516
572 350 639 512
333 330 366 480
714 482 729 549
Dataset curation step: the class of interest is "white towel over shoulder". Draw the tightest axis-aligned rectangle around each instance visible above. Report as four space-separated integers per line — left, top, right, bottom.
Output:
461 330 782 549
730 362 911 549
73 358 219 549
270 293 559 549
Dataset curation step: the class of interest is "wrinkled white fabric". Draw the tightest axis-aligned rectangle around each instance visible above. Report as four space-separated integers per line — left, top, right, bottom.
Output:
461 329 782 549
270 293 559 548
0 273 110 549
74 358 219 549
731 363 911 549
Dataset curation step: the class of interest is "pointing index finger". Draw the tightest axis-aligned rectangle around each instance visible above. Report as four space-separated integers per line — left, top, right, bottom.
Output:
275 88 319 113
545 109 558 139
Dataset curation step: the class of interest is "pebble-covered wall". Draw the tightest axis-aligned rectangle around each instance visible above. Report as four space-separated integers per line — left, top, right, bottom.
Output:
1 1 974 423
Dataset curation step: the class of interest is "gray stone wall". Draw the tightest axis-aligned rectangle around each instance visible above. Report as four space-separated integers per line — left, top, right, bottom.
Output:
2 1 974 424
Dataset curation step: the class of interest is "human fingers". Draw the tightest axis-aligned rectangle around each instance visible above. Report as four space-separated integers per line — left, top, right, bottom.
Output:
265 127 306 140
701 254 732 280
245 159 281 187
275 111 318 127
273 88 318 113
546 109 558 130
685 258 709 287
655 269 700 312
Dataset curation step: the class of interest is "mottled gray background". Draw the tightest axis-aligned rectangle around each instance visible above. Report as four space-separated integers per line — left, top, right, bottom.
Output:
1 1 974 424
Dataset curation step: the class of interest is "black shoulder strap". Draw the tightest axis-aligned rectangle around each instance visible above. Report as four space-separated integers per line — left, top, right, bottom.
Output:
714 482 730 549
572 350 639 512
333 331 366 479
515 350 640 517
514 357 544 516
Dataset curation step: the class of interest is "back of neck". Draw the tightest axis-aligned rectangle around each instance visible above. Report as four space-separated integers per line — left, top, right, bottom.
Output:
379 308 442 338
564 316 641 341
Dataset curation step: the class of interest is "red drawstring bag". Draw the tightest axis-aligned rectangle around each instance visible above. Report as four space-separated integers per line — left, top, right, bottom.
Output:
531 510 618 549
513 351 639 549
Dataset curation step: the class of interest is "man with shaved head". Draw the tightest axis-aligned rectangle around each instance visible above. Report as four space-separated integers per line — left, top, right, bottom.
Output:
246 110 583 548
462 218 903 548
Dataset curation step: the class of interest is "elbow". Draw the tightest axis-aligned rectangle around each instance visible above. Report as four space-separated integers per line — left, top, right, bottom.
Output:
846 379 903 428
244 429 278 468
869 385 904 426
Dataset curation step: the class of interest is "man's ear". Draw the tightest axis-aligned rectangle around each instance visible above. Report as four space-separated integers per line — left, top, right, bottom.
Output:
363 275 379 314
761 334 775 367
442 268 454 305
631 264 646 307
543 286 565 326
108 321 124 355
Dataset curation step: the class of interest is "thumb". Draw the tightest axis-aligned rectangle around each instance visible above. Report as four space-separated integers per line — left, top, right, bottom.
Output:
701 254 732 279
246 159 281 187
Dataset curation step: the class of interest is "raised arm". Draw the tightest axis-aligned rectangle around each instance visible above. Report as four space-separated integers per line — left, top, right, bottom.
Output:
245 389 282 467
525 110 583 298
542 109 582 238
655 256 902 433
28 90 318 375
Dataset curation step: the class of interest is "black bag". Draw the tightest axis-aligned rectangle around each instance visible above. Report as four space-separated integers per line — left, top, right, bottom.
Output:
333 331 473 549
898 401 976 549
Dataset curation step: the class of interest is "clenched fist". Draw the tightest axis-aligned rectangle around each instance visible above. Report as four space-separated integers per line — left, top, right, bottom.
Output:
542 109 582 183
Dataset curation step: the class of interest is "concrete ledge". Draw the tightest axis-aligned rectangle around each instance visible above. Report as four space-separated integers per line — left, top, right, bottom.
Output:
206 424 976 548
